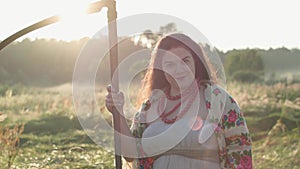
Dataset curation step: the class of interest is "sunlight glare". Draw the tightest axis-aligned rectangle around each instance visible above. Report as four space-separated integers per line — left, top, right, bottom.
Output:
57 0 90 21
49 0 100 41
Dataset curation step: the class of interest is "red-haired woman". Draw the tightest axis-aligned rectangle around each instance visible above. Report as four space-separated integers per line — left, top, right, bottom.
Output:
106 33 252 169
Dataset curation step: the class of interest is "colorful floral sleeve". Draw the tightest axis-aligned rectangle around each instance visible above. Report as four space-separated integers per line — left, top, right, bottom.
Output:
130 100 150 138
130 100 154 169
221 92 252 169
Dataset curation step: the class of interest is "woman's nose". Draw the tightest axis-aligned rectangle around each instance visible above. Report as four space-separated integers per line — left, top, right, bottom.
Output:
174 62 189 74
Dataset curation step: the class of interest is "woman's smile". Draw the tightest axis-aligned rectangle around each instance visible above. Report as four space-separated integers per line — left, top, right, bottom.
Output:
162 47 196 93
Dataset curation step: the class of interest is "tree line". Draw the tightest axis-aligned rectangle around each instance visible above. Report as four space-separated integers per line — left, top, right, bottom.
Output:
0 26 299 86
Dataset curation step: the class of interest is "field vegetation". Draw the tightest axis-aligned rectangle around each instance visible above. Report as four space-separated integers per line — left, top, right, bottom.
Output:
0 81 299 168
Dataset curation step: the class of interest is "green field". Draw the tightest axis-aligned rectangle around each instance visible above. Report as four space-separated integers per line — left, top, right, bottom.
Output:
0 82 299 169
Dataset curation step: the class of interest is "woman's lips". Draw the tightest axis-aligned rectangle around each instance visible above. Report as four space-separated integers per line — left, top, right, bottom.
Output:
175 76 186 81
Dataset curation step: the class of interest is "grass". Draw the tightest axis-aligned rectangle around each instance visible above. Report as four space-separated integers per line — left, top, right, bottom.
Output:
253 128 300 169
16 130 115 169
0 82 299 168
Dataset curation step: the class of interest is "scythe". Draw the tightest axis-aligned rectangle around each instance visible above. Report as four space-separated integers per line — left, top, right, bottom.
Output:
0 1 122 168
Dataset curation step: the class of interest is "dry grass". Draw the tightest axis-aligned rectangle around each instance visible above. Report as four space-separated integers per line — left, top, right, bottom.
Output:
0 82 299 168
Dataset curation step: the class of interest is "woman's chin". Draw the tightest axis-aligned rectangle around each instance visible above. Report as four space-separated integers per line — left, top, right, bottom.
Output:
177 81 195 91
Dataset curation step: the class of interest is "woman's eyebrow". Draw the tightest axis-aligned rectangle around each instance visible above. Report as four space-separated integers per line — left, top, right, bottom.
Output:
163 56 190 64
182 56 190 60
163 60 174 64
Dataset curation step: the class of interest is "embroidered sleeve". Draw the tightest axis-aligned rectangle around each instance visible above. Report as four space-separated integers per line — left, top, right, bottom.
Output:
130 100 154 169
130 100 150 138
222 94 252 169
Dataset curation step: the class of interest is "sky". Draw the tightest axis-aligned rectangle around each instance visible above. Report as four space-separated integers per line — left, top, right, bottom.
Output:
0 0 299 51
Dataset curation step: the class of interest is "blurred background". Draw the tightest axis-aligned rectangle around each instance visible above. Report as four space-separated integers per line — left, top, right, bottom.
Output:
0 0 299 168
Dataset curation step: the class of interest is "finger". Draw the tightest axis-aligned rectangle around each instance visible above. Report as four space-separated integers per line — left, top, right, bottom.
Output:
105 102 115 107
105 99 113 104
106 97 123 104
106 97 123 103
106 93 122 99
111 93 123 100
107 85 112 92
119 92 124 99
106 94 112 99
106 98 113 105
106 99 123 106
110 85 118 93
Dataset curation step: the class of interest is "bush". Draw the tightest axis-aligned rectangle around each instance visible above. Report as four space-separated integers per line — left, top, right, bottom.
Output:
0 121 24 169
0 84 25 97
231 71 262 83
23 114 82 134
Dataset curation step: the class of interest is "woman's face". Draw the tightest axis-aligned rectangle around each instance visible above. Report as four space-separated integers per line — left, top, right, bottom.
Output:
161 47 196 92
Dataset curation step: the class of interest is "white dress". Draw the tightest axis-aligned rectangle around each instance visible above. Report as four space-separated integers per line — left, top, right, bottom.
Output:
142 119 221 169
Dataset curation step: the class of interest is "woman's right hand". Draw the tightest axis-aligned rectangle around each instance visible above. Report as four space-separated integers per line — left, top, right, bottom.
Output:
105 85 125 116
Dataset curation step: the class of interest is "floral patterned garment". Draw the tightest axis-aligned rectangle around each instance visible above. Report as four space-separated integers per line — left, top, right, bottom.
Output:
130 83 252 169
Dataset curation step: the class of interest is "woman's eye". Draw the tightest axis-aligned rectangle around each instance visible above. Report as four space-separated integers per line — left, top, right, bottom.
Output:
165 63 173 68
164 63 175 69
183 58 189 63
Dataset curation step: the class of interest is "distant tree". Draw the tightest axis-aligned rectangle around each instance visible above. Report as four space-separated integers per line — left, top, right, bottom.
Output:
133 29 159 49
225 49 264 82
133 22 178 49
158 23 177 35
0 66 10 83
231 71 261 83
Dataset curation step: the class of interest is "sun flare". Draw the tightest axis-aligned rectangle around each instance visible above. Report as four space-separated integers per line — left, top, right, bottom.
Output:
45 0 104 41
57 0 92 21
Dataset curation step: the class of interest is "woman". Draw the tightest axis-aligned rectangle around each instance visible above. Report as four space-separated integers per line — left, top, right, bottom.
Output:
106 33 252 169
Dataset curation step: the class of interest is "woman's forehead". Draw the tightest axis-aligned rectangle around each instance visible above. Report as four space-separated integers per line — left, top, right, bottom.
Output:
162 47 193 61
